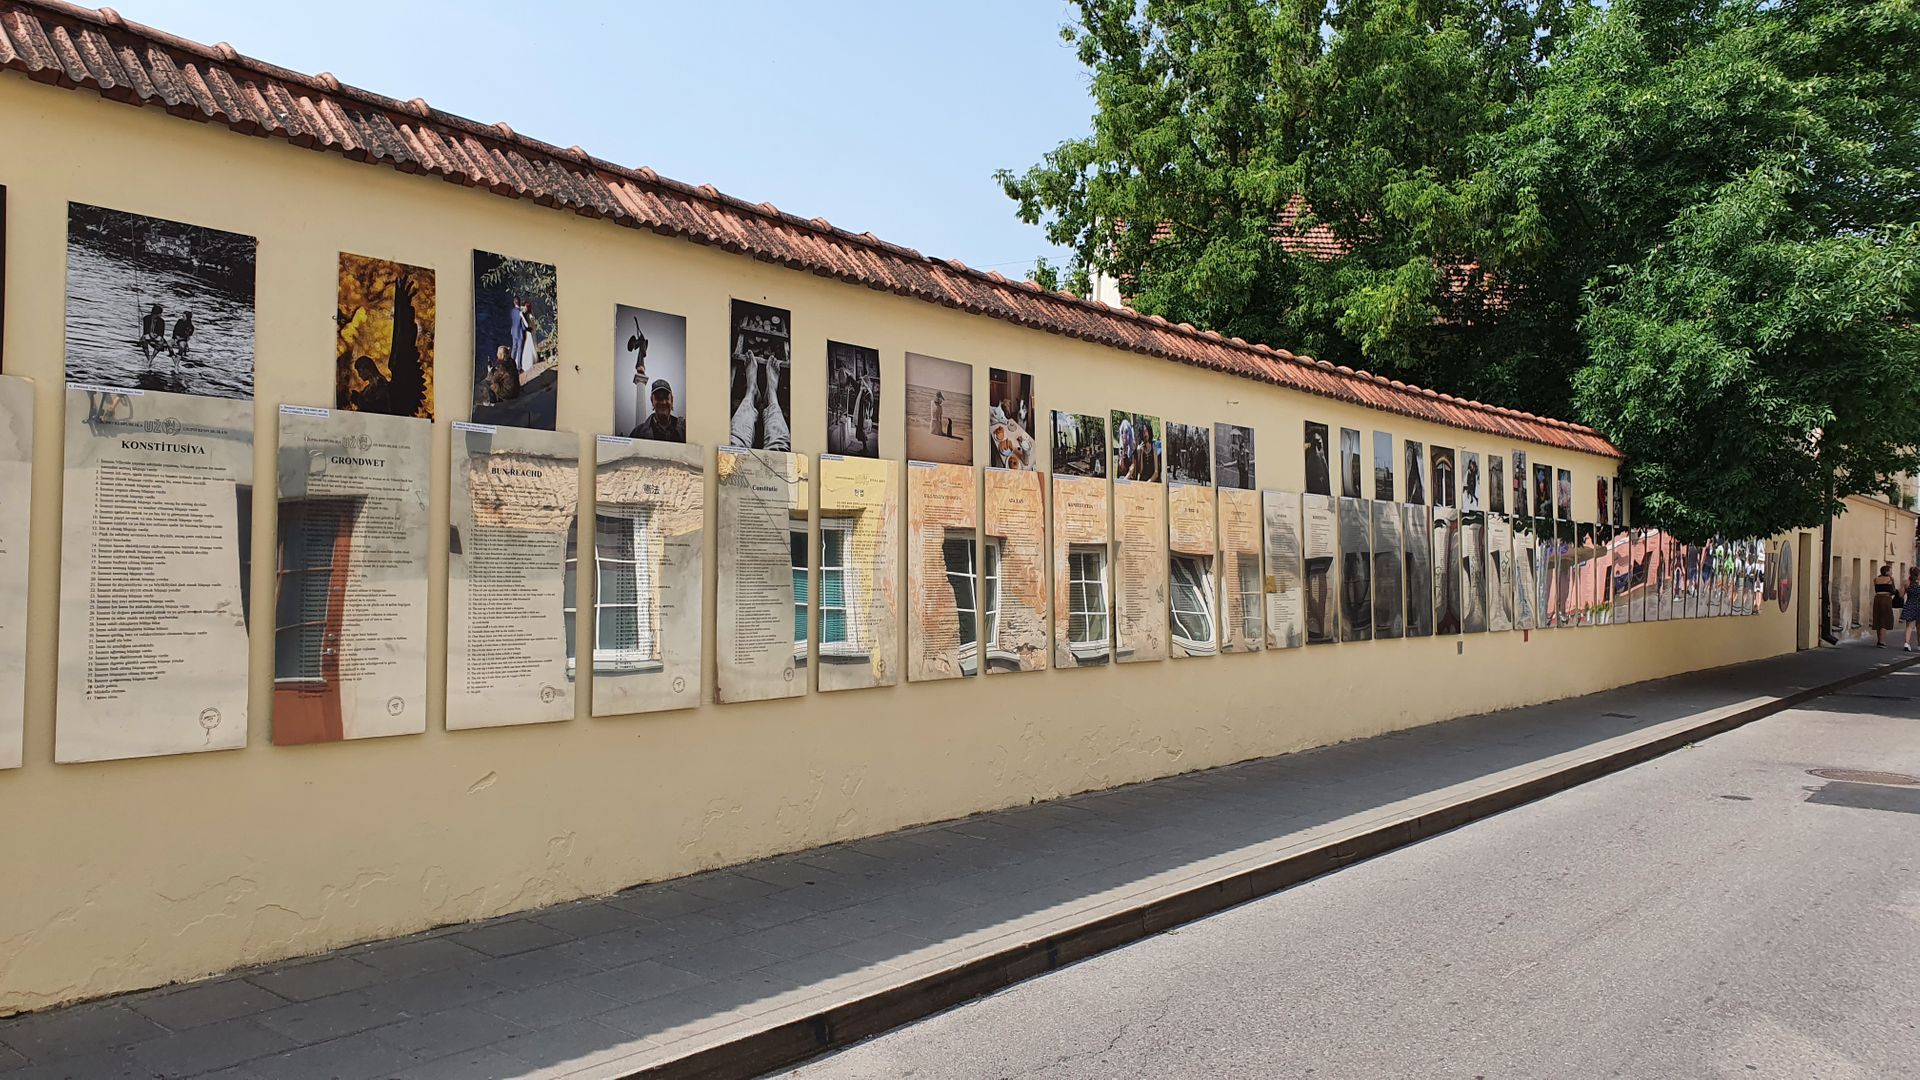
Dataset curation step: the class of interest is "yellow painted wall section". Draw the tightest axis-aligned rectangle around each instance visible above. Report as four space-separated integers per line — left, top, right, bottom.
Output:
1827 495 1916 639
0 74 1806 1011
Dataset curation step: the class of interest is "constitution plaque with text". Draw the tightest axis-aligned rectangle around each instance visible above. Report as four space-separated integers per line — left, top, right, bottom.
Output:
593 436 705 715
1114 479 1170 663
1218 487 1263 653
1053 474 1112 667
716 447 808 702
818 455 899 692
1262 490 1304 649
0 375 32 769
908 461 979 681
984 467 1047 673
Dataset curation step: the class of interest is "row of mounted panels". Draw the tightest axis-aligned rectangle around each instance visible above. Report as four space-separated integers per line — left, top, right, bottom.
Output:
0 378 1778 768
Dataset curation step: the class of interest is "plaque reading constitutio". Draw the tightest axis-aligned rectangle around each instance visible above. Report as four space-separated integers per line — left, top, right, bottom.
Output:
1262 490 1304 649
1217 487 1263 653
1113 478 1170 663
984 468 1047 673
447 422 579 729
716 447 809 702
1053 474 1112 667
274 406 432 744
818 455 899 692
57 386 253 763
593 436 705 715
0 375 33 769
907 461 979 681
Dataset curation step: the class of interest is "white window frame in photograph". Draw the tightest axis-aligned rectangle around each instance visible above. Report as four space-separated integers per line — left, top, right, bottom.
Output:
942 529 981 674
1233 555 1263 641
591 509 661 674
791 522 810 662
1170 553 1218 655
817 517 867 661
1066 544 1110 660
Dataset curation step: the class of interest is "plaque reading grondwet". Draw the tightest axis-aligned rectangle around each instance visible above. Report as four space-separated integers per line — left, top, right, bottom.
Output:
1262 490 1304 649
1053 474 1112 667
447 422 579 729
984 467 1047 673
819 455 899 692
1114 478 1169 663
0 375 33 769
57 386 253 763
274 406 431 744
1218 487 1263 653
908 461 979 681
716 447 809 702
593 436 705 715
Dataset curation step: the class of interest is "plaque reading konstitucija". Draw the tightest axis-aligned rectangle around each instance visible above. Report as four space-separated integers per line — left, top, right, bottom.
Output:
593 436 705 716
1113 478 1169 663
447 422 579 729
1052 474 1112 668
716 447 808 703
274 406 431 745
0 375 33 769
1218 487 1263 654
818 454 899 693
907 461 978 681
984 467 1047 673
1262 490 1304 649
56 386 253 763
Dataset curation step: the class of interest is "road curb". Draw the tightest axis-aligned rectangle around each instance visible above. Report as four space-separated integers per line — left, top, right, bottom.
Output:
634 653 1920 1080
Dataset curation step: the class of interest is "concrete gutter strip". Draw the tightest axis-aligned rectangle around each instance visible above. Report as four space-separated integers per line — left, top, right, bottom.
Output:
612 654 1920 1080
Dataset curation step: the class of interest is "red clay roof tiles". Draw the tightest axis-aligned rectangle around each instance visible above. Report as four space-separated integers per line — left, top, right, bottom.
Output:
0 0 1617 458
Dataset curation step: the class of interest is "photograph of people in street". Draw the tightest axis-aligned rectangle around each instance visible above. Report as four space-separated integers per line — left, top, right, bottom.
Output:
1053 411 1107 477
1165 422 1212 485
65 202 256 398
1111 410 1163 482
827 341 880 457
615 305 687 443
1214 423 1255 489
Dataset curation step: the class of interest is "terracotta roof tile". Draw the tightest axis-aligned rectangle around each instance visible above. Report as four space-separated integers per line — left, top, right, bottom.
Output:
0 0 1618 458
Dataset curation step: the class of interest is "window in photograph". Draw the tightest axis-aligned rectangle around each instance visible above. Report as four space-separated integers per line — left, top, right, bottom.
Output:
943 532 980 647
818 518 860 655
1067 546 1110 648
982 540 1003 648
563 530 579 673
1170 554 1217 653
1236 556 1263 641
592 511 659 672
791 524 810 653
274 502 346 684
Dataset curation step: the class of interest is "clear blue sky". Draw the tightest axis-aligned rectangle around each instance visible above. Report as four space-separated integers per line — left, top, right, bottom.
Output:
114 1 1093 276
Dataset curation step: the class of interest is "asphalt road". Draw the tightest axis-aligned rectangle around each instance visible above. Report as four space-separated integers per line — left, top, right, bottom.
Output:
785 665 1920 1080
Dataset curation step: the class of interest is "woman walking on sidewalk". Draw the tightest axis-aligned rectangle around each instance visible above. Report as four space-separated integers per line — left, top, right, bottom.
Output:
1902 567 1920 651
1872 563 1898 647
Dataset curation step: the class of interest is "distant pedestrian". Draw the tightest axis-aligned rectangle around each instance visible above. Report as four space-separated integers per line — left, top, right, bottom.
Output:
1871 563 1897 647
1902 567 1920 652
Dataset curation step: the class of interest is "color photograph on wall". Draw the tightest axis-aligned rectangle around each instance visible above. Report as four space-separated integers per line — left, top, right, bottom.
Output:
614 305 687 442
728 300 793 451
1431 446 1457 508
1402 504 1433 637
1166 422 1212 485
1112 410 1163 482
1305 422 1332 496
66 202 257 398
1462 451 1483 512
1533 463 1551 519
1052 411 1107 477
336 253 434 419
1303 493 1337 644
987 367 1036 470
906 352 971 464
826 341 880 458
1373 431 1394 501
1214 423 1255 489
1404 440 1426 504
1557 468 1574 521
1489 453 1506 514
1339 427 1362 499
470 250 558 430
1512 451 1528 516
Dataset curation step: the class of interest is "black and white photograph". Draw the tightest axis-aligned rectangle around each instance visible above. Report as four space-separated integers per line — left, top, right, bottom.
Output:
1402 504 1433 636
729 299 793 450
615 305 688 443
1372 430 1394 501
827 340 880 457
1431 445 1457 508
1489 453 1505 514
1370 500 1403 639
1111 410 1162 482
65 202 257 398
1053 411 1107 477
1338 497 1372 641
988 367 1036 469
1304 421 1331 496
1339 427 1362 498
1214 423 1255 489
1165 422 1212 485
471 250 559 430
1462 451 1483 512
1404 439 1426 504
1512 450 1528 516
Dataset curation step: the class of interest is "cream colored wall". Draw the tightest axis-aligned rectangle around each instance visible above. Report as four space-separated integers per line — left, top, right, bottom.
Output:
1828 495 1916 638
0 74 1802 1012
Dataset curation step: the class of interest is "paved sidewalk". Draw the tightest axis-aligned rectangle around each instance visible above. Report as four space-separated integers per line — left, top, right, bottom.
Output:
1 644 1908 1080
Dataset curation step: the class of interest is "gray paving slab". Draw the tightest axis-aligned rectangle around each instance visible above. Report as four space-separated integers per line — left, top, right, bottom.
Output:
0 645 1901 1080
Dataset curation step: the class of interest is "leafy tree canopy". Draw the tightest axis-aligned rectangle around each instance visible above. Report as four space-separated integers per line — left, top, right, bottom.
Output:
1001 0 1920 539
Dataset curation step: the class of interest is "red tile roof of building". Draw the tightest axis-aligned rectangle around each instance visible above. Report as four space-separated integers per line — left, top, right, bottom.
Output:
0 0 1619 458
